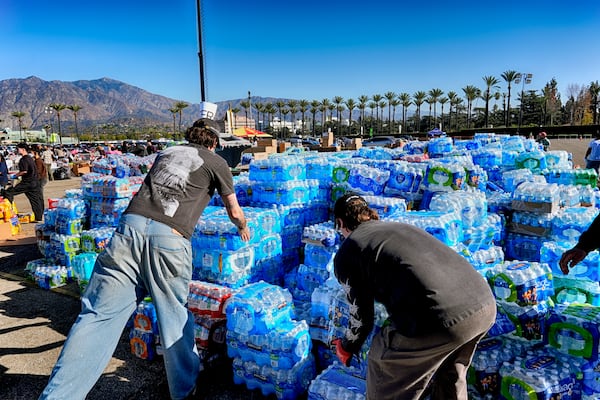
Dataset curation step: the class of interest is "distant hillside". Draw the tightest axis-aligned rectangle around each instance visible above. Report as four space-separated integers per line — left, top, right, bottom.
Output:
0 76 294 131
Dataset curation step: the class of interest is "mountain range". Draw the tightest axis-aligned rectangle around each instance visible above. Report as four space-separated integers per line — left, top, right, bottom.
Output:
0 76 281 132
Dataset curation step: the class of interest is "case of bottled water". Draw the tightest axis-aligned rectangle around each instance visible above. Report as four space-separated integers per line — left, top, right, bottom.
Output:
540 241 600 281
360 195 407 218
504 232 547 262
428 190 487 229
346 164 390 196
509 211 554 238
71 252 98 293
545 303 600 360
544 150 571 169
496 300 550 341
390 210 463 247
551 206 599 243
187 280 233 319
80 227 115 253
515 150 548 172
500 135 526 153
499 347 583 400
225 281 294 335
249 157 306 182
403 140 428 155
467 335 529 398
486 261 554 306
308 363 366 400
553 276 600 306
251 180 315 205
422 161 467 191
231 353 316 399
302 224 339 249
469 246 505 271
512 182 560 214
130 297 160 360
192 246 254 289
56 198 87 219
385 161 422 193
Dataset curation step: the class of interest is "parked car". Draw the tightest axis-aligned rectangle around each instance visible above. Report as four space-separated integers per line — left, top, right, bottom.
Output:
361 136 401 147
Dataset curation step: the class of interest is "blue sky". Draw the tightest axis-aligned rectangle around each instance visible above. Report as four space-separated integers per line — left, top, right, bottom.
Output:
2 0 599 108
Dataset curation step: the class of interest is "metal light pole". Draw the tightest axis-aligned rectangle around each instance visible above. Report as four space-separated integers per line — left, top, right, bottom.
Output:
516 73 533 134
196 0 207 102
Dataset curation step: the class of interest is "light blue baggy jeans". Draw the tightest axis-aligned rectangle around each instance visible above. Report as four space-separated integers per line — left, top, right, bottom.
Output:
40 213 199 400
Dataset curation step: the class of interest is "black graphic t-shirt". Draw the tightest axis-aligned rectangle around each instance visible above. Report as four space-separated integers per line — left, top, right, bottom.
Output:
124 143 234 239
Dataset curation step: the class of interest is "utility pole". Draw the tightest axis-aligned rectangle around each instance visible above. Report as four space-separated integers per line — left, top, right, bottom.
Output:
196 0 206 102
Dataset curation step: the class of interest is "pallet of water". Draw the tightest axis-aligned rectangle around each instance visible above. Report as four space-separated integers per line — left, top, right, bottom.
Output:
511 182 561 214
545 303 600 360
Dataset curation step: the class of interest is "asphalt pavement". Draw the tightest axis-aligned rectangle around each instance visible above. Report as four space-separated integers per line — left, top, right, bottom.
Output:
0 176 266 399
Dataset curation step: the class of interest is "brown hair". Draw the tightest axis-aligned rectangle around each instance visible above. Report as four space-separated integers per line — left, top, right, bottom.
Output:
333 193 379 231
185 118 220 148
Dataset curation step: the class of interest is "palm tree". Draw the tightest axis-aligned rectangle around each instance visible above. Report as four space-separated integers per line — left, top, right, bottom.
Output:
357 95 369 136
390 98 400 135
240 100 251 123
589 81 600 125
49 103 67 144
231 107 241 130
174 101 189 133
501 70 519 127
371 94 383 133
320 99 331 130
287 100 298 133
425 96 434 130
344 98 356 135
310 100 320 135
412 91 426 133
398 93 411 133
378 100 387 133
439 97 448 131
264 103 276 131
428 88 444 129
367 101 377 136
332 96 344 135
169 107 179 136
67 104 82 143
462 86 480 129
11 111 26 141
254 102 264 130
384 92 396 134
482 76 500 128
298 99 309 134
275 100 286 137
446 91 458 131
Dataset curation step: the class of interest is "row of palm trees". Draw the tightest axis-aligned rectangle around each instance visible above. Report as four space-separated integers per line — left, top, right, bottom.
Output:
11 104 83 143
232 70 598 137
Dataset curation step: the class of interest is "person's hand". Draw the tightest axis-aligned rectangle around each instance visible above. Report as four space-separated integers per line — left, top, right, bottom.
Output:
559 248 588 275
238 226 251 242
331 338 352 367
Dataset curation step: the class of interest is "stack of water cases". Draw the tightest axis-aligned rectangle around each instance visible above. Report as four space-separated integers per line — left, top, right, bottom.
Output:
507 182 561 261
498 346 584 400
389 210 463 247
308 364 367 400
24 258 74 290
486 260 554 342
84 175 139 228
80 227 115 253
129 296 161 361
187 280 232 368
225 281 316 399
467 335 530 399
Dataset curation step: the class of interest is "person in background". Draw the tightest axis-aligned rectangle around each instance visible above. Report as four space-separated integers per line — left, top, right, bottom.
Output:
146 140 157 154
33 148 48 188
331 193 496 400
536 131 550 151
1 143 44 222
559 213 600 275
585 131 600 172
39 118 251 400
0 154 9 189
41 145 55 181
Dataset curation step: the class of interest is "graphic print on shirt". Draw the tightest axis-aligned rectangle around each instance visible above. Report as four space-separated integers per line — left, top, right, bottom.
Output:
151 146 204 217
341 278 362 342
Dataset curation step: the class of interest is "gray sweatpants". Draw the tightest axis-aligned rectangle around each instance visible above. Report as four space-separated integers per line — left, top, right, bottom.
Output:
367 303 496 400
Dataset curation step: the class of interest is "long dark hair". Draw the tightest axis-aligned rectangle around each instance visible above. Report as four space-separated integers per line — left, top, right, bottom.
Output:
333 193 379 231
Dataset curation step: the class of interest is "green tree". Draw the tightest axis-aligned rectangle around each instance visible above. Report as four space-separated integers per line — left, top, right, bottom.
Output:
174 101 189 133
11 111 26 141
320 98 331 130
371 94 383 133
275 100 287 137
412 91 426 133
49 103 67 144
501 70 520 126
589 81 600 125
344 98 356 135
462 86 480 129
357 95 369 136
333 96 344 135
240 100 251 123
287 100 298 133
168 107 179 136
482 75 500 128
384 92 396 134
428 88 444 129
439 97 448 131
398 93 411 133
67 104 82 143
310 100 320 136
298 99 309 134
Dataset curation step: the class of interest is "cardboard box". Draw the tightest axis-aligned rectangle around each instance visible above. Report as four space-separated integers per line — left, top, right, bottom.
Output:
72 163 91 176
318 146 341 153
322 132 334 147
258 139 277 147
278 142 290 153
242 146 275 154
508 222 552 237
511 199 559 214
